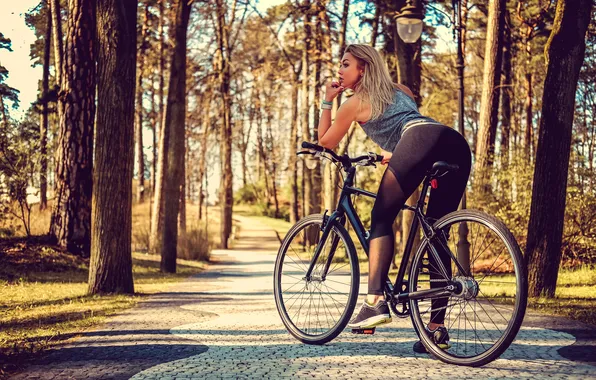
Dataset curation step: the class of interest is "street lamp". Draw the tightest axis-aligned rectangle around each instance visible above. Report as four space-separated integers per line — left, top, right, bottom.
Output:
395 0 424 43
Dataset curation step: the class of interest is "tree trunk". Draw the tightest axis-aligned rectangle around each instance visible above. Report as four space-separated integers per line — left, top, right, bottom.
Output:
150 0 166 234
40 3 51 211
159 0 191 273
301 4 312 218
270 111 281 218
524 31 533 159
149 98 167 254
150 74 157 196
215 0 233 249
179 175 186 233
289 73 300 223
500 10 512 170
135 4 149 203
88 0 136 294
474 0 506 194
49 0 64 85
49 0 96 258
336 0 349 106
311 0 323 214
525 0 592 298
198 96 211 221
370 2 380 47
179 130 187 234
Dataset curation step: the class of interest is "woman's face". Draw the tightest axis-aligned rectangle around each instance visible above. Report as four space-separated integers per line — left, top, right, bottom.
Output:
338 52 363 90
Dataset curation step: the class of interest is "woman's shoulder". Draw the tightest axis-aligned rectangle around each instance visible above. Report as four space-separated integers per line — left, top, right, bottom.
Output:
342 94 372 125
394 83 416 101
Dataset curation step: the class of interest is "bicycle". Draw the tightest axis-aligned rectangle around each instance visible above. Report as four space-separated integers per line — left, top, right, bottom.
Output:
273 141 527 367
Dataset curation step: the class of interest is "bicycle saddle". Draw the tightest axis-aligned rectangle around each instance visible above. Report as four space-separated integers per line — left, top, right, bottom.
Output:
431 161 460 177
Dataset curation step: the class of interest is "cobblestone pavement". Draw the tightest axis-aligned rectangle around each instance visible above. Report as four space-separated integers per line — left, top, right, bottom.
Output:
14 216 596 379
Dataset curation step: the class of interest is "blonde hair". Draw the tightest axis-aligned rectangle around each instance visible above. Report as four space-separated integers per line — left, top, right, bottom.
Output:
345 44 396 120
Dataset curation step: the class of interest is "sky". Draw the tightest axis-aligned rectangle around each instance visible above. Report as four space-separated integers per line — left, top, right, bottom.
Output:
0 0 44 120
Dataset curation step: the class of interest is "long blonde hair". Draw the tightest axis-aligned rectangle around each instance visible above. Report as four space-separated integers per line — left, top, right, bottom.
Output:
345 44 396 120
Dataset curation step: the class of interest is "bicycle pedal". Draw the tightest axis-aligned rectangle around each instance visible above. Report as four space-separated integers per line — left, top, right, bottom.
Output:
351 327 375 335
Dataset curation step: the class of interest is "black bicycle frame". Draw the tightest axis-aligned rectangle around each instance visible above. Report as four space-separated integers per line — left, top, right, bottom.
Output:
304 165 468 302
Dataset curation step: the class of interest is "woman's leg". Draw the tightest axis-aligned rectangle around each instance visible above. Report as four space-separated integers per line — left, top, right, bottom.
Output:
367 127 444 299
367 167 407 298
425 129 472 328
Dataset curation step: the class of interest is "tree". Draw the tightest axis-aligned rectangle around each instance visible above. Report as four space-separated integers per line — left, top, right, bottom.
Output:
135 4 150 203
525 0 592 298
0 33 20 131
515 1 550 160
49 0 64 84
88 0 137 294
49 0 96 257
499 9 513 169
39 3 52 211
214 0 237 249
157 0 191 272
474 0 506 195
301 1 313 219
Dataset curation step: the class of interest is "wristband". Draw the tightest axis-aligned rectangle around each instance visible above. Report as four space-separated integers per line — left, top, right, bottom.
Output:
322 99 333 106
321 103 332 110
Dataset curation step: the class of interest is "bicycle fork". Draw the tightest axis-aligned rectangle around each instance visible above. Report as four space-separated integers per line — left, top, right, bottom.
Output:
304 211 342 281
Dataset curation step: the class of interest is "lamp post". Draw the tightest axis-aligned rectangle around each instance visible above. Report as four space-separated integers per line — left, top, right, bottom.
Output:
396 0 470 274
395 0 424 43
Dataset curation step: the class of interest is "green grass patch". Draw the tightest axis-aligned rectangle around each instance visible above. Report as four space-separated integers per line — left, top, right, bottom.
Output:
0 247 205 375
234 204 293 240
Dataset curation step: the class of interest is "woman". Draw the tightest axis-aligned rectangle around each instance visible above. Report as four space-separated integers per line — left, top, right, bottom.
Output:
317 44 472 353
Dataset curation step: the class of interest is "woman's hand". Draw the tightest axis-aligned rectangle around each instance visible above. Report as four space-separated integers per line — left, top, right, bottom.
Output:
381 150 392 165
324 81 345 102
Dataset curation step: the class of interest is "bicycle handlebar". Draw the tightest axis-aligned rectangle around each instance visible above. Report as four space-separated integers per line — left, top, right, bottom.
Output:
300 141 383 168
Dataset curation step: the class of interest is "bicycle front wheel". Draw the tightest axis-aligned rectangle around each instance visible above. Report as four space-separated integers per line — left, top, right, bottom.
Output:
409 209 527 366
274 214 359 345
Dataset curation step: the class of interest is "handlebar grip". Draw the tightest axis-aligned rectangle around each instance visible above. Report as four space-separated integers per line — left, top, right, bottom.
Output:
301 141 325 152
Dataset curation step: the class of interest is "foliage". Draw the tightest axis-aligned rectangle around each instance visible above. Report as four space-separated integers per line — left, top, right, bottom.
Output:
177 223 214 262
468 151 596 267
234 182 265 205
0 111 42 237
0 32 20 112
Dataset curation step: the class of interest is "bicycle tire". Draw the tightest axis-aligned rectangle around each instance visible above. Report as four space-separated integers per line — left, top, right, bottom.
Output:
409 209 527 366
274 214 360 345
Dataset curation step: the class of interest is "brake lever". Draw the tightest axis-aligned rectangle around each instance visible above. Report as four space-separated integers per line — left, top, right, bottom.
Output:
297 150 314 156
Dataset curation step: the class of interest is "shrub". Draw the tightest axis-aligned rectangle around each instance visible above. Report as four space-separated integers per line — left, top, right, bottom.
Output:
234 182 265 205
177 224 214 262
132 225 151 252
468 152 596 267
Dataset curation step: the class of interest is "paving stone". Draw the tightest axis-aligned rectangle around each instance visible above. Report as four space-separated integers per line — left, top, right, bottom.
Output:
12 215 596 379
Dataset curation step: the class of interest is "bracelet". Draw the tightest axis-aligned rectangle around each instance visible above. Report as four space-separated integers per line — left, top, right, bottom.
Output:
321 103 332 110
322 99 333 106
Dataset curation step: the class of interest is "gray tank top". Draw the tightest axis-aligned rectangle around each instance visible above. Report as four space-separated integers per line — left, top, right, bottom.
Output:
359 89 439 151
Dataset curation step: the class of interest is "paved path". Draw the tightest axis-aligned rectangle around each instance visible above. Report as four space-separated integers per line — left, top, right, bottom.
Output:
14 216 596 379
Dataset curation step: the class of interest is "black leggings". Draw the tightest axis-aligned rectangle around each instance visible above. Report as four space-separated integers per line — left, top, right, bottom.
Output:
367 124 472 322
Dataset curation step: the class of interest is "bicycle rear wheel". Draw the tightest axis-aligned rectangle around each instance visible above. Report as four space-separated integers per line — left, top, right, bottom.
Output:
409 209 527 366
274 214 359 345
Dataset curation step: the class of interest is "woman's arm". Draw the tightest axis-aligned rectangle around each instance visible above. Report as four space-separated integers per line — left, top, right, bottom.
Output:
318 95 359 149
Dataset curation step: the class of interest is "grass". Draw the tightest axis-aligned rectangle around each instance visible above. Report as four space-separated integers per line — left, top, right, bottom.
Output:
0 200 229 375
234 204 293 241
237 204 596 326
0 249 207 374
